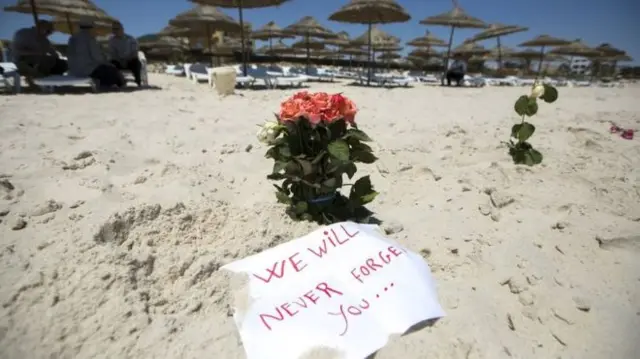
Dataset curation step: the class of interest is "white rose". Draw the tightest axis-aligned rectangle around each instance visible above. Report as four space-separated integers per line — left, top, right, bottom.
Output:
530 83 545 98
256 121 282 144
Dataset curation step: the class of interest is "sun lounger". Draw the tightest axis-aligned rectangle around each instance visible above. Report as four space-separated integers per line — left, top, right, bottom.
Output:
0 62 21 93
165 65 185 76
33 75 97 93
188 63 211 83
256 65 305 88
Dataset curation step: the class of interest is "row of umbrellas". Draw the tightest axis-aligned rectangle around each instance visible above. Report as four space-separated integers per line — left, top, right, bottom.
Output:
4 0 633 82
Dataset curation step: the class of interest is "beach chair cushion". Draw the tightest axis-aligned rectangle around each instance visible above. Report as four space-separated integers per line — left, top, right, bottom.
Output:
33 75 94 86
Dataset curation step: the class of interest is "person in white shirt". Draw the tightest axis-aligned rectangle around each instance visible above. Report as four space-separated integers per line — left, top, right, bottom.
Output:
109 21 141 86
12 20 67 85
67 18 125 89
446 54 467 86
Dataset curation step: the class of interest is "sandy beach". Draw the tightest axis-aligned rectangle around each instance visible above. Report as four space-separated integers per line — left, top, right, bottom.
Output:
1 75 639 359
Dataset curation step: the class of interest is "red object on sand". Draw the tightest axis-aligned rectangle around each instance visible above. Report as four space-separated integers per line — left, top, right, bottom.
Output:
621 129 634 140
610 125 622 133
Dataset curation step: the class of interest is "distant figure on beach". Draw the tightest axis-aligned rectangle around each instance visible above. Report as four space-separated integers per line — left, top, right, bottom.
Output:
109 21 142 87
67 18 125 89
446 54 467 87
11 20 68 86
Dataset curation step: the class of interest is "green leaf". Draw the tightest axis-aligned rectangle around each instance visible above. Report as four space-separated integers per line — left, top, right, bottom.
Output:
541 85 558 103
351 176 374 199
525 98 538 116
272 161 287 174
528 149 543 165
344 162 357 179
514 95 529 116
352 150 378 164
275 191 292 204
327 119 347 140
322 177 338 189
511 122 536 142
360 191 378 204
345 128 373 142
328 140 350 162
350 141 373 153
278 145 291 158
294 159 314 176
294 201 308 214
267 173 286 180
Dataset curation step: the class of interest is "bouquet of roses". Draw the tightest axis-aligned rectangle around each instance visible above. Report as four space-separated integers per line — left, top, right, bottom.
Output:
256 91 379 224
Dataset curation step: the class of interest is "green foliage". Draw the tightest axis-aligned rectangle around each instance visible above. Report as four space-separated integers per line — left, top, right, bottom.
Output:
507 84 558 166
265 118 378 224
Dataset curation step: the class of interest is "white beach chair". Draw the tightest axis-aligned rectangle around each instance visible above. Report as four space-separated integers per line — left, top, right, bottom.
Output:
33 75 97 93
165 65 185 76
0 62 21 93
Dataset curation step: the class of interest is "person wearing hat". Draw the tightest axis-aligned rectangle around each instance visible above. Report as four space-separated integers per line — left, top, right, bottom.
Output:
108 21 142 86
67 18 125 89
445 53 467 86
11 20 68 85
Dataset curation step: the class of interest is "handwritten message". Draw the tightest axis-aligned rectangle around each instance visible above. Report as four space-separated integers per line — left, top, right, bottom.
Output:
222 222 445 359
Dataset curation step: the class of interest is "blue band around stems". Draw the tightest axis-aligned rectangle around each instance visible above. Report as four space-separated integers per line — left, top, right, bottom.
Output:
308 192 337 204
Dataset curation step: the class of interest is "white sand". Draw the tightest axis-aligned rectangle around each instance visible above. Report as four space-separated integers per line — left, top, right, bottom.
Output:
1 75 639 359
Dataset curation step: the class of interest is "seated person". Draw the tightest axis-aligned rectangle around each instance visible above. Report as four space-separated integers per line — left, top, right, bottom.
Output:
67 18 125 89
445 55 467 86
12 20 68 85
108 21 142 86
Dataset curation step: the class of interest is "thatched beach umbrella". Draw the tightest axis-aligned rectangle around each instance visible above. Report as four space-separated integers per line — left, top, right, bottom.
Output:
518 34 571 75
407 30 447 48
292 39 325 50
283 16 336 74
452 42 488 57
4 0 114 33
328 0 410 85
252 21 295 52
378 51 400 61
139 36 186 51
409 47 441 59
158 25 192 38
51 15 113 36
549 39 600 58
420 1 487 80
169 5 243 64
466 23 528 71
189 0 289 76
324 31 351 48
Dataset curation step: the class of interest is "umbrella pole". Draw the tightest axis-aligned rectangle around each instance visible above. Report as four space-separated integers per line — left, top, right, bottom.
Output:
443 26 455 85
65 13 74 34
237 4 247 76
305 34 310 75
367 21 372 86
496 36 503 73
535 45 545 80
29 0 40 31
206 25 213 67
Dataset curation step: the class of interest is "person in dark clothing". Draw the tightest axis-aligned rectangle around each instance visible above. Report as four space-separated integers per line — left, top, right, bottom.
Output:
12 20 68 86
67 18 125 89
108 21 142 86
445 54 467 86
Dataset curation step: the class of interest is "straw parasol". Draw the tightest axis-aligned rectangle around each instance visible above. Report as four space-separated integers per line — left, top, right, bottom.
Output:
139 36 186 51
465 23 528 71
158 25 193 38
407 30 447 48
4 0 115 33
252 21 295 52
518 34 571 76
549 39 600 58
324 31 351 47
409 47 441 59
189 0 289 75
328 0 410 85
169 5 243 63
420 0 487 79
452 42 488 57
283 16 336 74
51 15 113 36
351 26 401 52
292 39 325 50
